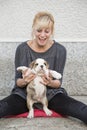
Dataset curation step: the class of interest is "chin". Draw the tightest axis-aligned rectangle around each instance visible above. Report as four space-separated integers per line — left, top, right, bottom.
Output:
38 41 48 47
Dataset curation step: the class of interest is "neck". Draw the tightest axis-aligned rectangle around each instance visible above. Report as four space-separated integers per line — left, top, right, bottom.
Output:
28 40 54 53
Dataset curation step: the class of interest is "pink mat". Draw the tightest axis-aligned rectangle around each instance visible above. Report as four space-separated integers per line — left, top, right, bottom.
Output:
6 109 64 118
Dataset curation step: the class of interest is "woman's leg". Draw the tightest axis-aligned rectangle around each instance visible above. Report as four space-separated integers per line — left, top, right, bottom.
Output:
0 94 28 118
48 93 87 124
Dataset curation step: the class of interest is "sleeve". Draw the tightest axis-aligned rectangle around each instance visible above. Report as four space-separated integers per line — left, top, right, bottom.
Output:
14 44 28 84
56 46 67 85
58 46 67 76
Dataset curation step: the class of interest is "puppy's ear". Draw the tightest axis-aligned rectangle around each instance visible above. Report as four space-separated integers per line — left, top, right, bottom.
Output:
45 61 49 69
29 60 35 69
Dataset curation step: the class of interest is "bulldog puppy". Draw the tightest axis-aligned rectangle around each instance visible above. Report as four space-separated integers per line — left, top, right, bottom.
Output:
17 58 62 118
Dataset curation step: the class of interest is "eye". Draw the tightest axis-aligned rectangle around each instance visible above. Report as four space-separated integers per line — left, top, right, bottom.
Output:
36 29 42 33
35 63 38 66
44 63 46 66
45 30 49 33
45 28 51 33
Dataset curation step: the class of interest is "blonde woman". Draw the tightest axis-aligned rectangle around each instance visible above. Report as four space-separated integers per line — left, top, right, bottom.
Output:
0 12 87 124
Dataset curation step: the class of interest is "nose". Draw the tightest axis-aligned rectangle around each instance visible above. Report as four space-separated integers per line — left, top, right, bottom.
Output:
40 65 43 68
40 31 45 37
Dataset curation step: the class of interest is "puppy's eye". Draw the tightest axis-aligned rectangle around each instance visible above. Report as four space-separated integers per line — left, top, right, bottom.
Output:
35 63 38 66
44 63 46 66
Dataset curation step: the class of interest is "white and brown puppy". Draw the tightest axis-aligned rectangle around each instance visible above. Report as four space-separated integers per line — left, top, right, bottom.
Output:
17 58 62 118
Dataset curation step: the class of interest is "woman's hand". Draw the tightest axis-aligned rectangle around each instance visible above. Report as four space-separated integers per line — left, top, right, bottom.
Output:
41 75 61 88
16 73 36 87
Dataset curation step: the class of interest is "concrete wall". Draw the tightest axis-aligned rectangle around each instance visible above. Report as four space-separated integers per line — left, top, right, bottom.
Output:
0 0 87 42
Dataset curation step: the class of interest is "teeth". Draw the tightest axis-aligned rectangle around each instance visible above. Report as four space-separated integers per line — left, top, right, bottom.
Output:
39 38 46 40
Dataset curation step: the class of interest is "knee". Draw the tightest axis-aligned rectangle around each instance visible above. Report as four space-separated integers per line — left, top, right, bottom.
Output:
79 106 87 124
82 115 87 124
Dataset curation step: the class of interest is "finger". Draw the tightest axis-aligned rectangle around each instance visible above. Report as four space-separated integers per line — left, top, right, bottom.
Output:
24 75 36 83
40 81 47 85
42 76 48 82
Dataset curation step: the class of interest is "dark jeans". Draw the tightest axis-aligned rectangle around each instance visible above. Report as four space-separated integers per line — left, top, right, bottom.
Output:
0 93 87 124
0 94 28 117
49 93 87 124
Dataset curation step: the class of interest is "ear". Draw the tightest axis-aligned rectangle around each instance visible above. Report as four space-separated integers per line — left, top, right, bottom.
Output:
17 66 28 72
45 61 49 69
29 60 35 69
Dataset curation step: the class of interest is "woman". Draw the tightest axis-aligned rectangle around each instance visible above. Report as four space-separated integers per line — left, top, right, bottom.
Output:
0 11 87 124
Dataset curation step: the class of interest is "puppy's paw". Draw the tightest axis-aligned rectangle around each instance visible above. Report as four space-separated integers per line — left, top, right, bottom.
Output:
27 109 34 119
43 107 52 116
45 109 52 116
17 66 28 71
50 70 62 79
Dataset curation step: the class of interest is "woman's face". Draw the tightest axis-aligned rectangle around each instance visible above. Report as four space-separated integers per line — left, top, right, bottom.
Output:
34 27 52 47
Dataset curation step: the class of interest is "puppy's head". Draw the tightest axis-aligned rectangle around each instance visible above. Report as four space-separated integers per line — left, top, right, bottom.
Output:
30 58 49 73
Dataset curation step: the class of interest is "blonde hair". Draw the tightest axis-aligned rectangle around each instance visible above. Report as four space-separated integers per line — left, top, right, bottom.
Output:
32 11 54 38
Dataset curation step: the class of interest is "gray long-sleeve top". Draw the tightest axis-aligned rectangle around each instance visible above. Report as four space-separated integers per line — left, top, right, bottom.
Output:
11 40 67 101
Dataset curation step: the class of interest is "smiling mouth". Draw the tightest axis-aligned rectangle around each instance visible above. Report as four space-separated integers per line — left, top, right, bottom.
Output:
39 38 46 42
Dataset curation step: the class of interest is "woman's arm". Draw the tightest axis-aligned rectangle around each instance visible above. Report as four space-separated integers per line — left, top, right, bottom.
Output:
16 73 36 87
14 43 29 87
41 76 61 88
16 78 27 87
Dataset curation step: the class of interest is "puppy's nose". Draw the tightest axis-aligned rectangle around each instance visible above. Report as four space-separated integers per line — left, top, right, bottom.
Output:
40 65 43 68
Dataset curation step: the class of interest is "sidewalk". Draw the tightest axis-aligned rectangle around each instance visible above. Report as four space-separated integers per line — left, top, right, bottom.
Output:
0 96 87 130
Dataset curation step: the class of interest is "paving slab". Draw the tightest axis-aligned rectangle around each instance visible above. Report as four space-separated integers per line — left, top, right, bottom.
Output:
0 117 87 130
